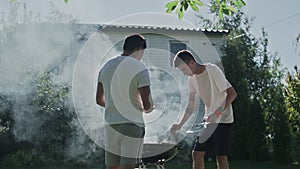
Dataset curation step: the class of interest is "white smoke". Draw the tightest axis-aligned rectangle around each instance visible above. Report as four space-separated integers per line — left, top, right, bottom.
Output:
0 1 106 163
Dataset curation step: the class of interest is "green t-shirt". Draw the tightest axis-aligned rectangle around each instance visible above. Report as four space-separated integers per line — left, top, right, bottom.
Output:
98 56 150 127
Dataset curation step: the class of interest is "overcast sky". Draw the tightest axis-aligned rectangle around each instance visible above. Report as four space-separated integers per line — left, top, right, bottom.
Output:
0 0 299 70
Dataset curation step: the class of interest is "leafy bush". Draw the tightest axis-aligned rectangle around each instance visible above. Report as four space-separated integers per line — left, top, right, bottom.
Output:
1 149 55 167
30 73 75 155
291 131 300 163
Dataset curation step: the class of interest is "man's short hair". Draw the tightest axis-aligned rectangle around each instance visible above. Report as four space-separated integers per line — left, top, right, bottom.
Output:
123 34 146 52
173 50 196 68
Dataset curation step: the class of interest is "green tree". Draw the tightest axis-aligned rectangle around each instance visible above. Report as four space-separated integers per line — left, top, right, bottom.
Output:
221 38 251 160
285 66 300 132
247 99 268 161
284 66 300 163
220 12 257 160
166 0 246 19
254 30 291 163
271 83 292 164
31 73 73 155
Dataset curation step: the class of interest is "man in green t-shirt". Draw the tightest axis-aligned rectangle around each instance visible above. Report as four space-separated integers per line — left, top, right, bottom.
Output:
96 34 154 169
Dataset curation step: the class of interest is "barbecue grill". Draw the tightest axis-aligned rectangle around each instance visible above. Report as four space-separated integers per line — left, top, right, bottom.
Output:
136 143 180 169
134 127 196 168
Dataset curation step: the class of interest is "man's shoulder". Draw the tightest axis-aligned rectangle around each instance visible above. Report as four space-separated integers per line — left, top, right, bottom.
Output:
125 57 147 71
102 56 120 66
205 63 223 72
205 62 216 68
127 57 146 66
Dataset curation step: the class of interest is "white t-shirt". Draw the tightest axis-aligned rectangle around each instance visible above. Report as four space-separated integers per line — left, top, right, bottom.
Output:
98 56 150 127
188 63 234 123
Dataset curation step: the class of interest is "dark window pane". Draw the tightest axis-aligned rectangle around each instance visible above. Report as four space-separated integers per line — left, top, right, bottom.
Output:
170 41 187 66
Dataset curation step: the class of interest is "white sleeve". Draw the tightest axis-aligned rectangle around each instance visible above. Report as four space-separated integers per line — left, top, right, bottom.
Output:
210 64 231 92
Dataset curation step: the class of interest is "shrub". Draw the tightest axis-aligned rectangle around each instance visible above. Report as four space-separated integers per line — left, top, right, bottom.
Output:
1 149 55 167
291 131 300 163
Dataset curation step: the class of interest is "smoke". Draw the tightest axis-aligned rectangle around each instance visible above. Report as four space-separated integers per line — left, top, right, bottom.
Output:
0 2 106 164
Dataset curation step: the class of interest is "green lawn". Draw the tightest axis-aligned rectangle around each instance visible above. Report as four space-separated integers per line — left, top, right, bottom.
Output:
166 160 299 169
0 161 299 169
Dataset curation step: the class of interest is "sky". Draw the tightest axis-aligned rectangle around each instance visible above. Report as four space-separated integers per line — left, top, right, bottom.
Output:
0 0 299 70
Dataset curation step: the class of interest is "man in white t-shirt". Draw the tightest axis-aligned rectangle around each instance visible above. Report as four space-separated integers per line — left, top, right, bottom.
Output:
96 34 154 169
170 50 237 169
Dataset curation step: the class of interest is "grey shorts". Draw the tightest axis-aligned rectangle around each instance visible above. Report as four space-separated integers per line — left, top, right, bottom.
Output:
105 123 145 167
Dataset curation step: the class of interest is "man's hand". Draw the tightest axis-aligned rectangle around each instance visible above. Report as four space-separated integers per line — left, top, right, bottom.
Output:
215 106 224 116
170 124 181 135
144 105 155 113
207 106 225 123
139 86 154 113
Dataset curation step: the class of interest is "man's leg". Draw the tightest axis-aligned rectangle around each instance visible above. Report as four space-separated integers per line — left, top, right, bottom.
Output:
105 125 121 169
193 125 214 169
214 123 233 169
120 156 140 169
216 155 229 169
120 123 144 169
192 151 206 169
106 151 121 169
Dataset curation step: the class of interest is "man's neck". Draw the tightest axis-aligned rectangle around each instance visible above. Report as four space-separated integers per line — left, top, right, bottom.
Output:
121 52 130 56
194 63 206 75
122 52 139 60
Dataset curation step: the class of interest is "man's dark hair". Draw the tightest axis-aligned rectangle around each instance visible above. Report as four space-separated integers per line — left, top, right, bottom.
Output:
173 50 196 68
123 34 146 52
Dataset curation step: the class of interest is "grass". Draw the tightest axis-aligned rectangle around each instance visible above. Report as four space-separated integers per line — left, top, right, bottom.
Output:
166 160 300 169
0 161 299 169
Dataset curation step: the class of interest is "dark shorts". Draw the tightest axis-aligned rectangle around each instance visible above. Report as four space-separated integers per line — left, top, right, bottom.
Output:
193 123 233 156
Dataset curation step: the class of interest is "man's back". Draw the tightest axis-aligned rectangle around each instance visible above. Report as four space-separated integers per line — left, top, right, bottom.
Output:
98 56 150 127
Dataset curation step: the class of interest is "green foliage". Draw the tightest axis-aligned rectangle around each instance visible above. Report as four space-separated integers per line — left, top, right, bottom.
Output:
284 66 300 163
0 72 79 166
221 31 252 160
210 0 245 20
291 131 300 163
251 29 292 163
1 150 55 167
0 95 13 133
30 73 75 155
165 0 245 20
2 150 35 167
284 66 300 132
220 12 260 160
247 100 268 161
271 85 292 164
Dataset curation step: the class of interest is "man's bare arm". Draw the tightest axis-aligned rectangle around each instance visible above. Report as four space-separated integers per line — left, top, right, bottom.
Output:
170 91 196 134
139 86 154 113
96 82 105 107
223 87 237 110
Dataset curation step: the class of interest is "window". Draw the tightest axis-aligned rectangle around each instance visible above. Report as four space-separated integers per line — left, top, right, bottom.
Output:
169 41 187 66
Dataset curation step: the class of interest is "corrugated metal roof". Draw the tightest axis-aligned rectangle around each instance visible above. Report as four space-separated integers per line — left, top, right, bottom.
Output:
99 24 229 33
